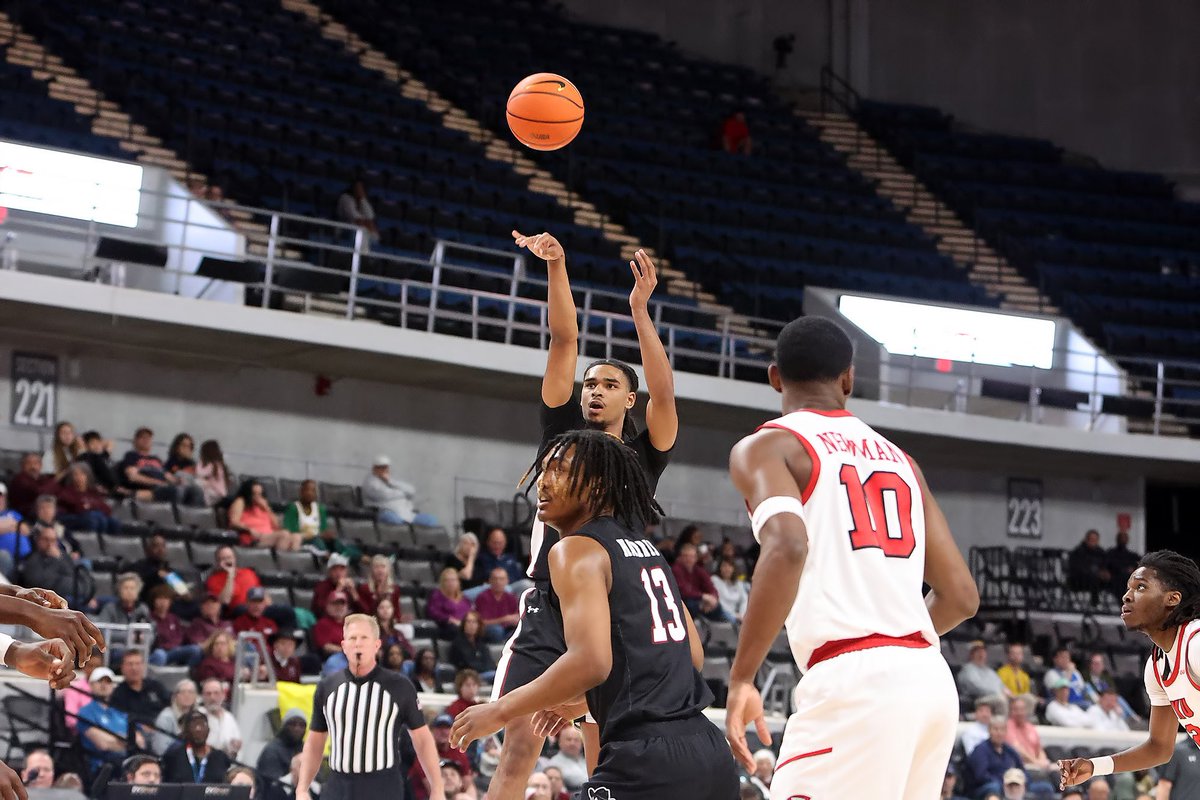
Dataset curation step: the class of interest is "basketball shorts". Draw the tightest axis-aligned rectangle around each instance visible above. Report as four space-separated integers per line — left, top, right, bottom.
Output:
491 585 566 701
583 716 739 800
769 644 958 800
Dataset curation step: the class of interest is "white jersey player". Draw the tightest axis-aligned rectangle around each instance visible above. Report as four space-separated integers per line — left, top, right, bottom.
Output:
724 317 980 800
1061 551 1200 789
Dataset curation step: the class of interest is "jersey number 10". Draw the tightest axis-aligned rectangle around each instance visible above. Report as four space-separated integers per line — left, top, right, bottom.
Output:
640 567 687 643
839 464 916 558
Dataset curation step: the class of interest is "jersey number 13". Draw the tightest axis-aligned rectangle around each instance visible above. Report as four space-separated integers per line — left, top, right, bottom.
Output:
640 566 687 643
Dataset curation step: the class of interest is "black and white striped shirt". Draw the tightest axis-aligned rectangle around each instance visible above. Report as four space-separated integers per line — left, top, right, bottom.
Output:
310 665 425 774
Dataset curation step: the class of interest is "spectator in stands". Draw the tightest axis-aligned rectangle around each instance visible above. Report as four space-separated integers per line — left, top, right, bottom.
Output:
78 432 122 497
544 766 570 800
672 525 705 561
712 557 749 622
78 666 143 774
672 542 730 622
97 573 152 629
449 609 495 679
121 427 204 506
525 772 551 800
112 649 170 733
357 554 401 615
0 483 31 580
257 708 307 783
1086 781 1110 800
445 533 484 597
444 668 482 719
43 421 83 480
382 642 409 672
996 643 1032 698
9 453 56 517
1005 696 1057 789
1106 529 1140 593
165 434 198 478
958 641 1010 712
312 553 358 613
964 717 1025 798
1156 739 1200 800
56 463 120 534
31 495 80 558
720 110 753 155
1083 651 1138 720
1068 530 1112 593
282 479 329 545
941 767 970 800
186 594 234 647
428 566 472 638
1084 688 1129 732
153 679 198 755
268 629 305 682
195 630 241 685
961 698 995 756
313 591 351 660
199 678 242 757
1045 677 1091 726
408 714 469 800
751 749 775 795
476 527 522 586
475 566 519 642
123 755 162 785
227 767 258 797
234 587 279 642
407 647 443 693
1043 646 1089 706
21 748 55 790
374 596 414 656
542 726 586 792
228 479 300 551
163 709 233 783
196 440 230 507
336 180 380 244
362 456 441 527
206 545 262 608
440 760 470 800
21 524 79 607
132 534 184 605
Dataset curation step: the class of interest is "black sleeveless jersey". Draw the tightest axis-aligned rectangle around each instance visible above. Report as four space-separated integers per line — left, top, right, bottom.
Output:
549 516 713 743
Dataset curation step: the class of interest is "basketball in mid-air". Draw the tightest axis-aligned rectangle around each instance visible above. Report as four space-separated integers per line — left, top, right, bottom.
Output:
506 73 584 151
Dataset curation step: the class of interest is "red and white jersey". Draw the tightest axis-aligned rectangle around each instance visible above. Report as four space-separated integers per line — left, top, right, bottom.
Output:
752 409 938 673
1145 619 1200 747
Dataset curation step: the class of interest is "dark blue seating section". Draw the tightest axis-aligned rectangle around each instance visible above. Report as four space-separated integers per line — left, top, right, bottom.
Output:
858 99 1200 388
319 0 996 316
0 57 124 159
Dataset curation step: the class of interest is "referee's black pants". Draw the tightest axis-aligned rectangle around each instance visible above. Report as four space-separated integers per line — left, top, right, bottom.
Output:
321 766 407 800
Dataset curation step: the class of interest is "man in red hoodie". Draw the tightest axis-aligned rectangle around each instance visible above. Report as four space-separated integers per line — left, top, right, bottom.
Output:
671 542 731 622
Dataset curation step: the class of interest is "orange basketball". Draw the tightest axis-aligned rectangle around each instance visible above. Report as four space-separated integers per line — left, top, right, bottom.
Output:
506 73 584 151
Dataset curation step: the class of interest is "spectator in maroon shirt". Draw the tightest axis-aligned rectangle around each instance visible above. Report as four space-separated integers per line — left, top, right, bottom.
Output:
148 585 202 667
57 463 121 534
268 629 304 683
356 554 401 615
672 542 731 622
443 669 481 719
408 714 470 800
312 553 358 614
194 630 241 684
186 595 234 646
8 453 57 518
233 587 279 639
475 567 519 642
312 591 350 658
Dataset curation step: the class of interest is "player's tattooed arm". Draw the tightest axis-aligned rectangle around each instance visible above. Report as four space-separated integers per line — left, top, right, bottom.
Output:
514 229 578 408
627 249 678 451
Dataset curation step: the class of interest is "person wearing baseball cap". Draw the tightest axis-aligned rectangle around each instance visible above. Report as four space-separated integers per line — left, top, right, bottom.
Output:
407 714 469 800
1002 767 1026 797
361 457 439 528
78 667 143 774
313 592 352 659
313 553 358 615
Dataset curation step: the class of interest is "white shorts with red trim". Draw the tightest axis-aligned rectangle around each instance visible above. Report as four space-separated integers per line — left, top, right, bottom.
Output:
770 644 957 800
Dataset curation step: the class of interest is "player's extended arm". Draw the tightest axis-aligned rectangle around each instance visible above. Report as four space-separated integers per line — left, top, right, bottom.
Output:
628 250 678 451
682 604 704 671
1059 704 1177 787
409 725 446 800
727 431 809 685
450 537 612 748
515 230 577 407
911 459 980 634
294 729 328 800
0 597 104 666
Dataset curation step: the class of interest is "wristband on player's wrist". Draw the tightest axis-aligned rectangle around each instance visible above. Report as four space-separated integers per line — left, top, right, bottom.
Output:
1089 755 1114 777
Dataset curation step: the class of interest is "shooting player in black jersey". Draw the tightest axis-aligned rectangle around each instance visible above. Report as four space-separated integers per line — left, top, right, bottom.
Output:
452 430 738 800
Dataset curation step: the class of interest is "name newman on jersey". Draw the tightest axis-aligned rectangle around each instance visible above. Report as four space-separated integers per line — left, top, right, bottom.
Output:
812 430 906 464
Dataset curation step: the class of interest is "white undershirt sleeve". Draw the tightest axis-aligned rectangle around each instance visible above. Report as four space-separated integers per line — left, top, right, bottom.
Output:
0 632 14 666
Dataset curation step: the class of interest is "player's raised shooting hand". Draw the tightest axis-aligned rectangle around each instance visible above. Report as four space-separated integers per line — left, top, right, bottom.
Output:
1058 757 1094 788
449 702 507 752
512 230 565 263
628 249 657 313
725 679 771 772
5 639 76 690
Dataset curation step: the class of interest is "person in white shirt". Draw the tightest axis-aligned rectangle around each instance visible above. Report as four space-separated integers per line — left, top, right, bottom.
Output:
1084 689 1130 732
336 181 380 246
200 678 242 758
711 557 749 623
961 698 995 756
958 641 1010 714
1046 679 1092 727
361 456 439 527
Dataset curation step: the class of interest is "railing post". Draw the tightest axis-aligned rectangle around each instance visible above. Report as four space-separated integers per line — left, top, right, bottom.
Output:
427 259 441 334
1154 361 1165 436
261 213 279 308
579 290 593 355
346 227 363 320
718 316 731 378
604 316 613 360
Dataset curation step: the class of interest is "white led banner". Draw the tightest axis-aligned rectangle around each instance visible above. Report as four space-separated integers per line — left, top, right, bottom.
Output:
0 140 143 227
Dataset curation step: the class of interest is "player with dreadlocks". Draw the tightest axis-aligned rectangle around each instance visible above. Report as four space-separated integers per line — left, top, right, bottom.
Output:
480 230 679 800
451 430 738 800
1061 550 1200 789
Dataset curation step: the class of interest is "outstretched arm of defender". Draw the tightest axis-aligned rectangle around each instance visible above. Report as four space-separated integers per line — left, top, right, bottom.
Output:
1059 704 1176 788
514 230 578 407
628 250 678 451
911 458 979 634
451 537 612 749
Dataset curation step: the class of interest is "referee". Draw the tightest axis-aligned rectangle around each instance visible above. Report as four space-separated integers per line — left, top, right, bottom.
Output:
296 614 444 800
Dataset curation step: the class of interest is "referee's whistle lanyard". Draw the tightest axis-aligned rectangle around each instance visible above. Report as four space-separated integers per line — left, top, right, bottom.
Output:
186 747 209 783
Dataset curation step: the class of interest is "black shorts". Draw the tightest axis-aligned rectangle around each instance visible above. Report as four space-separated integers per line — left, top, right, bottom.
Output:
491 585 566 698
321 767 407 800
584 716 740 800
